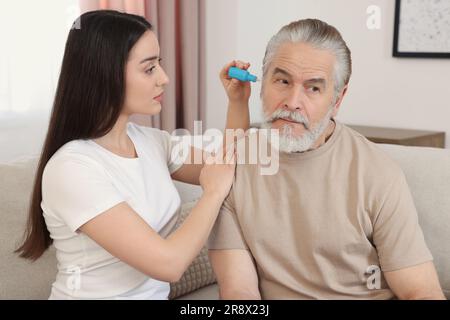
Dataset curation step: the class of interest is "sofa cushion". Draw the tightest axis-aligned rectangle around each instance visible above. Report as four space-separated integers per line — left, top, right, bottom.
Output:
0 156 213 300
173 180 202 203
2 144 448 300
0 157 57 299
176 283 219 300
378 144 450 299
169 200 217 299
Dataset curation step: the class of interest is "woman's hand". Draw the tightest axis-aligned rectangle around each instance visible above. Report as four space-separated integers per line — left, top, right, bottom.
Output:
199 146 236 200
220 60 252 104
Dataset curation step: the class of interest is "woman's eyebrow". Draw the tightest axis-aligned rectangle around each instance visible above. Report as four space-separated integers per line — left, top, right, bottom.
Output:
139 55 159 64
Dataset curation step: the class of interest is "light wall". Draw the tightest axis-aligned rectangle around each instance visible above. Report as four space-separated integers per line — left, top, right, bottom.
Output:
0 0 79 162
204 0 450 147
1 0 449 164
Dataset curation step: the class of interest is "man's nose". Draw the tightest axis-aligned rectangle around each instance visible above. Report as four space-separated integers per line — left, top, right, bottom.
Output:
283 87 305 111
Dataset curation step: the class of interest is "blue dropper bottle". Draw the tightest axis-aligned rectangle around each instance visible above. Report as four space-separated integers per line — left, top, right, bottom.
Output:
228 66 258 82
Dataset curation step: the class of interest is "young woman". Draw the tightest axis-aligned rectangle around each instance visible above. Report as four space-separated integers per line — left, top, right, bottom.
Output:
16 10 251 299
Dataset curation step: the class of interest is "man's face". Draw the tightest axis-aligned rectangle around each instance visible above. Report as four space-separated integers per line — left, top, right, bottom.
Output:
261 42 342 152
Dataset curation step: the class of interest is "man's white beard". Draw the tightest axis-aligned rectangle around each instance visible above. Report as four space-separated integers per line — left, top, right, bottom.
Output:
261 107 334 153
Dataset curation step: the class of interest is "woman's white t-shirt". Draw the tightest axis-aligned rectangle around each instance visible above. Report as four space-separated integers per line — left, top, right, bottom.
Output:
41 122 187 299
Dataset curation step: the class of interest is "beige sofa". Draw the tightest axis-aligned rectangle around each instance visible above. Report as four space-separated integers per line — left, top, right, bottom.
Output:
1 143 449 299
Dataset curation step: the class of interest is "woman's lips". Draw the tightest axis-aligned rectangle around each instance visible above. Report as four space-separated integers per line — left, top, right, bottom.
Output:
153 93 163 102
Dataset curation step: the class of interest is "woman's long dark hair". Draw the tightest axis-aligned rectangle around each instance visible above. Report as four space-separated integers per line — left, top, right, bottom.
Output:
15 10 152 260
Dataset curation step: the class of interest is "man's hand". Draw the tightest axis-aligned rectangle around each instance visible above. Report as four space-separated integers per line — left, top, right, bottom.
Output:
220 60 252 104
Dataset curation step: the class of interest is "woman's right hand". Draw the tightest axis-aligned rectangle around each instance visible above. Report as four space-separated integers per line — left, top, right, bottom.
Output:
199 145 236 200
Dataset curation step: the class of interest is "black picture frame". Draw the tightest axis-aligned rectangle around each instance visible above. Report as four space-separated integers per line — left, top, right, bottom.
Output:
393 0 450 58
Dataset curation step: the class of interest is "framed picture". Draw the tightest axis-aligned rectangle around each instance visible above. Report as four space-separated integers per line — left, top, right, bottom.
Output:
393 0 450 58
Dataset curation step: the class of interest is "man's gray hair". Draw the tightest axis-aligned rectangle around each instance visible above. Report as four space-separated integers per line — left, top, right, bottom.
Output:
262 19 352 95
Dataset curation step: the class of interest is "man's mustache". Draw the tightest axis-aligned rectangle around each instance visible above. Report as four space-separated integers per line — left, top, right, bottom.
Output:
265 109 310 130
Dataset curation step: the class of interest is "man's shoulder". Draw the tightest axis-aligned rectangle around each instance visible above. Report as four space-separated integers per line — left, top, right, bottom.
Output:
340 123 405 180
227 130 273 191
234 129 275 169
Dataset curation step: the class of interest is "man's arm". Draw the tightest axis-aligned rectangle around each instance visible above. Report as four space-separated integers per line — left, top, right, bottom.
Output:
384 261 445 300
209 249 261 300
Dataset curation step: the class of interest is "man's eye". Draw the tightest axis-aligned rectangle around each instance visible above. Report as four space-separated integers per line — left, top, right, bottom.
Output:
276 79 289 85
308 86 320 93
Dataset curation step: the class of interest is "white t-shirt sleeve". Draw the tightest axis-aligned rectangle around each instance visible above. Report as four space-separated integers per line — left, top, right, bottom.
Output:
158 130 190 174
42 154 125 233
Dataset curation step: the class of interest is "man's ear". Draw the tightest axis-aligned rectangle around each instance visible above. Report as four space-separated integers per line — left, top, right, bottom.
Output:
332 85 348 118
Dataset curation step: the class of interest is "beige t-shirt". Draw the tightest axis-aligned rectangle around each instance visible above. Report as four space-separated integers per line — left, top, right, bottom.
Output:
208 121 433 299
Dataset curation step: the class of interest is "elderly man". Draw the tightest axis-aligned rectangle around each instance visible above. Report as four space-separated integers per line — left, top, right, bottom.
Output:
208 19 445 300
